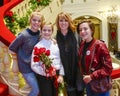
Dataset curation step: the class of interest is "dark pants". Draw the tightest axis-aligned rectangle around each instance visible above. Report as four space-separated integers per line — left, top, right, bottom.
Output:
67 89 77 96
76 90 84 96
67 88 84 96
36 74 56 96
66 86 77 96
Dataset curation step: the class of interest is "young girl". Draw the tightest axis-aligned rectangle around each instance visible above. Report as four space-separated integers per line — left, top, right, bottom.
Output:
77 20 113 96
9 11 44 96
31 22 64 96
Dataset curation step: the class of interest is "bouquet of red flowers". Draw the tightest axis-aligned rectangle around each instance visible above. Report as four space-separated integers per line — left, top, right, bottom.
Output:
33 47 56 77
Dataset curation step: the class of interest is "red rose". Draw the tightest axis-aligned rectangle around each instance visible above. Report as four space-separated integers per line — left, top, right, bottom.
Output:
45 50 50 56
39 47 46 54
34 47 40 55
5 11 13 17
33 56 40 62
9 11 13 17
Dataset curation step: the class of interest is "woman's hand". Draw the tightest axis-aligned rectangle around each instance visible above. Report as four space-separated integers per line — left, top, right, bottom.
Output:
52 38 57 44
83 75 92 84
57 75 63 83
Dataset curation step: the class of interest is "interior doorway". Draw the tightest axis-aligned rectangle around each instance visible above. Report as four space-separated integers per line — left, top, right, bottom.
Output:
73 15 101 40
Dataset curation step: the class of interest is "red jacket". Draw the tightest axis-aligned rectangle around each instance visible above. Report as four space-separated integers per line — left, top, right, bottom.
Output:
78 39 113 80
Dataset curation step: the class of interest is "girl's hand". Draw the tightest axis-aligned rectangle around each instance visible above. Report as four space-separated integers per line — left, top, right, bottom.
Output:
83 75 92 84
57 75 63 83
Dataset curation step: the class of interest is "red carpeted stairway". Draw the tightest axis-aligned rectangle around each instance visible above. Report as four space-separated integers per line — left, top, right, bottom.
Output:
0 82 12 96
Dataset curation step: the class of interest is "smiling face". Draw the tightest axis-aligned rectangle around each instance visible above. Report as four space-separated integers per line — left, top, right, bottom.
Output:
79 22 92 42
41 23 53 40
58 17 69 33
30 12 43 32
56 12 75 35
77 20 95 42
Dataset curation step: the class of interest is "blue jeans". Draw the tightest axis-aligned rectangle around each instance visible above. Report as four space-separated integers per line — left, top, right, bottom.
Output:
86 83 110 96
22 72 39 96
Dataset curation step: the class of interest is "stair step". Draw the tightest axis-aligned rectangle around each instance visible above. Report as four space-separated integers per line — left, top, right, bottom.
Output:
0 82 9 96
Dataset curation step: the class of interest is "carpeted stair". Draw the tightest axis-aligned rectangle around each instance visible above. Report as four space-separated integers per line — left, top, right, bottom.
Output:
0 82 12 96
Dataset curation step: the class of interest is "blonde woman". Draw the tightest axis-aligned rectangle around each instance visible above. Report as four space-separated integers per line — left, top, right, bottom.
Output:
9 12 44 96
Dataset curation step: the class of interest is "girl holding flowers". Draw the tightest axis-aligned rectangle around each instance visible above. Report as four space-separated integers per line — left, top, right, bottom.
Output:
31 22 65 96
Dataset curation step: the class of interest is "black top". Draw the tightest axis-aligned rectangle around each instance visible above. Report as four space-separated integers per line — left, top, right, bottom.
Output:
81 39 93 74
56 30 78 88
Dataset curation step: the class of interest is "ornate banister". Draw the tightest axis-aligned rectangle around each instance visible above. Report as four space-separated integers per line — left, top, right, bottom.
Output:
0 0 23 46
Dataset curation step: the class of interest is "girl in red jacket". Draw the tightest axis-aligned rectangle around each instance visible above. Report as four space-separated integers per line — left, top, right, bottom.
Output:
77 20 113 96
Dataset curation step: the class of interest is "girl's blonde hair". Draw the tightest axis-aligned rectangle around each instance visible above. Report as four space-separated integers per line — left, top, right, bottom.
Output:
56 12 75 32
41 22 53 32
40 22 54 41
29 11 44 28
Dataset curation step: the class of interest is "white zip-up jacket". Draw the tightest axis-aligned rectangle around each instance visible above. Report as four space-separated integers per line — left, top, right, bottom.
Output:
31 38 64 77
